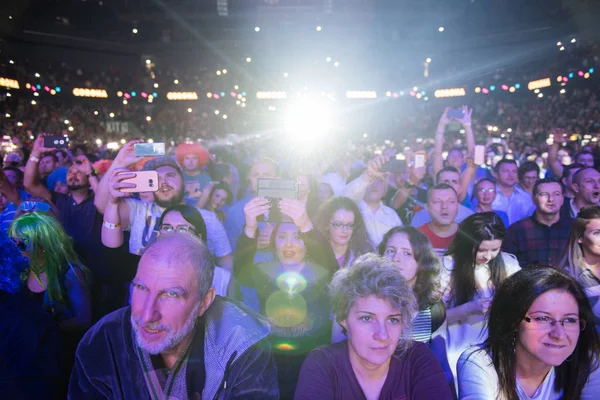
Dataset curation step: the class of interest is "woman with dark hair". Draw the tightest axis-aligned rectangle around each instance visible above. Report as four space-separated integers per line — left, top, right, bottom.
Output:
472 178 509 227
101 202 231 306
441 212 521 388
316 197 373 269
559 205 600 332
379 225 455 393
236 195 338 398
458 266 600 399
203 182 233 222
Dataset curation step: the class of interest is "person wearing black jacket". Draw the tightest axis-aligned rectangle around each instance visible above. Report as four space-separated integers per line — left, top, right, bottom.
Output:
234 196 338 399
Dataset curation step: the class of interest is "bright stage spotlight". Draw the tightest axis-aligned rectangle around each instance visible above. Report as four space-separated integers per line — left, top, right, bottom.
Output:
283 100 336 142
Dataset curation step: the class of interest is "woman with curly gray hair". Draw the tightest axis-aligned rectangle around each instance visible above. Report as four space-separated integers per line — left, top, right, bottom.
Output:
295 254 454 400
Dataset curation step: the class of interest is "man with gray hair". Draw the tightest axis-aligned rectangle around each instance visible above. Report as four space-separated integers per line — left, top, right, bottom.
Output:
69 233 278 399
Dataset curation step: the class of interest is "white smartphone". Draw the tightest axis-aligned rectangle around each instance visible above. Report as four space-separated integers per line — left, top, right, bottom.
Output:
414 153 426 168
474 145 486 165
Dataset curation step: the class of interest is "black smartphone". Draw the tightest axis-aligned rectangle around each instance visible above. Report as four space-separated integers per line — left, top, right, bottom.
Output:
447 108 465 120
256 178 298 222
44 135 69 149
381 159 407 174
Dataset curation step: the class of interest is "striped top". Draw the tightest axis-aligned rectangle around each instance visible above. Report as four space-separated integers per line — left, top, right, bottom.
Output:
412 307 433 344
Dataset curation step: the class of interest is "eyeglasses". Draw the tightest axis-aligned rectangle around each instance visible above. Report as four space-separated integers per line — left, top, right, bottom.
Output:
19 201 51 214
476 188 496 194
524 315 586 332
330 222 356 230
11 239 28 252
160 224 197 234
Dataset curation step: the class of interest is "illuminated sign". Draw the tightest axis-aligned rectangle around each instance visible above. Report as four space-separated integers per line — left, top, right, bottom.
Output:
72 88 108 98
527 78 551 91
0 77 19 89
346 91 377 99
256 91 287 99
166 92 199 100
434 88 466 98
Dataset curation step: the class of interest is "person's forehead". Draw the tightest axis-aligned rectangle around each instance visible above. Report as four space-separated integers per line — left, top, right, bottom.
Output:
137 253 197 286
477 180 494 188
430 189 457 200
524 170 538 176
276 223 299 233
499 163 517 171
440 171 459 180
251 161 276 174
537 182 561 192
184 154 198 159
157 165 179 175
581 169 600 180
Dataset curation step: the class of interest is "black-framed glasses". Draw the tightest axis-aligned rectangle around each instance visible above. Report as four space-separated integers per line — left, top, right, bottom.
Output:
330 222 356 230
159 224 197 234
524 315 586 332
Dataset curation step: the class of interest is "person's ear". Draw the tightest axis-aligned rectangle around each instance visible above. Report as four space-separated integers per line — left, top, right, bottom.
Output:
573 183 580 194
197 287 216 317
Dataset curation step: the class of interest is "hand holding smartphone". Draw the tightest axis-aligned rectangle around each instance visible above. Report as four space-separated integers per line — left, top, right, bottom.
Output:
474 145 486 165
118 171 159 193
44 135 69 149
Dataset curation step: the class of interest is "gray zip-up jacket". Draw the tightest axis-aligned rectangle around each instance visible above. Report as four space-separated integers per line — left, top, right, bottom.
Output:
68 296 279 399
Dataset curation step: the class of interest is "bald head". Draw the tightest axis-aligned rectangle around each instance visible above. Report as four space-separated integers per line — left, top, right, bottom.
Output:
141 233 214 298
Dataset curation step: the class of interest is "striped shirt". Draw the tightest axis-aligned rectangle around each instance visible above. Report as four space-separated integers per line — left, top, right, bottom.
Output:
412 308 433 344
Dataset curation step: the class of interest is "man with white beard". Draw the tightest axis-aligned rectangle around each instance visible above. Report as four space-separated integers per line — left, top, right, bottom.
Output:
69 233 279 399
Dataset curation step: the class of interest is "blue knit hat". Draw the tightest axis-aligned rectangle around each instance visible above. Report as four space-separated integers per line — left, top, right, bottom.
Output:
46 167 68 190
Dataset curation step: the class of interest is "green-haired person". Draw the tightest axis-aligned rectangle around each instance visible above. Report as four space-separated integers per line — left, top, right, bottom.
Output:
9 211 92 332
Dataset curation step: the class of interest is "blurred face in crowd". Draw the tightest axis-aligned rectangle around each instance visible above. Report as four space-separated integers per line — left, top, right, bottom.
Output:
426 188 458 227
183 154 200 173
39 155 58 176
131 247 207 355
516 290 580 369
437 170 460 193
318 183 334 203
475 239 502 265
564 167 582 195
576 153 594 168
557 149 570 165
160 211 198 237
446 149 464 170
580 218 600 259
55 151 69 167
209 189 228 211
67 165 89 191
328 209 355 247
495 162 518 188
520 170 539 191
383 233 418 287
475 180 497 206
342 296 403 369
54 181 69 195
534 182 564 216
364 178 388 204
3 169 22 188
274 223 307 266
573 168 600 206
249 160 278 194
154 166 185 208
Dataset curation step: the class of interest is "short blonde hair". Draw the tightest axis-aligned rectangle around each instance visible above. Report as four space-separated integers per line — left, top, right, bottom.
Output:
329 253 417 354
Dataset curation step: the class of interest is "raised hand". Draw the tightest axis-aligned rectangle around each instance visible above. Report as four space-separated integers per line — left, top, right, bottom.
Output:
455 105 473 126
279 198 312 233
366 154 389 181
243 196 271 235
32 133 57 155
113 140 144 168
107 168 137 201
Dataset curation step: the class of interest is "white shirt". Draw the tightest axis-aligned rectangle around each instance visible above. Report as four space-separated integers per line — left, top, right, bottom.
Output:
458 349 562 400
212 266 231 297
358 200 403 248
125 199 232 258
410 204 474 227
440 252 521 391
457 348 600 400
491 185 535 226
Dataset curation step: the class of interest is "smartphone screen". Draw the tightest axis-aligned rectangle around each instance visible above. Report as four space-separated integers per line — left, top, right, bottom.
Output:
134 143 166 157
381 159 407 173
256 179 298 222
414 153 426 168
474 145 486 165
119 171 159 193
44 135 69 149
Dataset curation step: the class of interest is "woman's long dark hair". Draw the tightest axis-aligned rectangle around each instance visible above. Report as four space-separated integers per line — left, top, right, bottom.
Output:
446 212 507 306
157 204 208 243
315 197 373 267
378 226 442 310
482 266 600 400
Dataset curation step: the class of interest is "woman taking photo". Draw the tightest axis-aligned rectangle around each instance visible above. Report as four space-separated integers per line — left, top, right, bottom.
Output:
316 196 373 269
560 205 600 332
235 195 338 398
457 266 600 399
295 253 454 399
441 212 521 384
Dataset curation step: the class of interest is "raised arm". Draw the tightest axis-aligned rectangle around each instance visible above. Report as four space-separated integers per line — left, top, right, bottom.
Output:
341 154 388 204
433 107 451 176
94 140 143 214
547 128 567 178
23 134 53 202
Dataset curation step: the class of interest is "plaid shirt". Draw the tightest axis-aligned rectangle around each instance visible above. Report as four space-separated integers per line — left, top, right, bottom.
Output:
502 214 573 268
